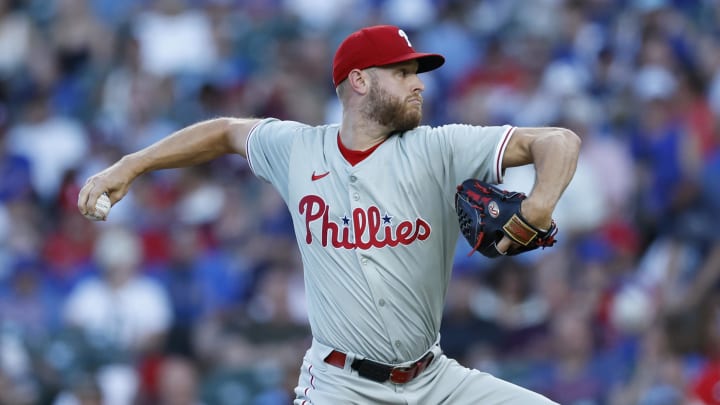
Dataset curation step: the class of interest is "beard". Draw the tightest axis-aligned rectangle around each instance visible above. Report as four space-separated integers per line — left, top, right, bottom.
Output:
361 84 422 133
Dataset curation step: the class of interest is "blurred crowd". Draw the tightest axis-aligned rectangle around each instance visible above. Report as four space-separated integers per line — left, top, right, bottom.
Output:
1 0 720 404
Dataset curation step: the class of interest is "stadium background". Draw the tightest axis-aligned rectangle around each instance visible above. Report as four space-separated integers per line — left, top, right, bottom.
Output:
1 0 720 404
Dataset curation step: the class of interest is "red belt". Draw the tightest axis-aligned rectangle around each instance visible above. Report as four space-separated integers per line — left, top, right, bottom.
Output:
324 349 434 384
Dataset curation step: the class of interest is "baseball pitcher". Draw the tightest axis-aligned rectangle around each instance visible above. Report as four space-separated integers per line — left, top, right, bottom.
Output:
79 25 580 404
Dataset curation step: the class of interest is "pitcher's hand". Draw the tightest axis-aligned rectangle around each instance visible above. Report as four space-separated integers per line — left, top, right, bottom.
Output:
77 161 135 219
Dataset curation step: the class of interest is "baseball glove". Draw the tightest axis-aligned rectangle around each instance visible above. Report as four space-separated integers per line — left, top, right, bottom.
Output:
455 179 558 258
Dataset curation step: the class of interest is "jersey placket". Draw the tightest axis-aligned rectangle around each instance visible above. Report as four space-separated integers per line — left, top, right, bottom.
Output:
347 170 405 363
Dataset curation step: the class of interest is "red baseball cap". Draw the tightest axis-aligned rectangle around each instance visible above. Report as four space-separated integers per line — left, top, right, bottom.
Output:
332 25 445 87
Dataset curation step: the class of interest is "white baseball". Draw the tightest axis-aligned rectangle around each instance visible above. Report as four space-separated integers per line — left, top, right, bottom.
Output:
85 193 112 221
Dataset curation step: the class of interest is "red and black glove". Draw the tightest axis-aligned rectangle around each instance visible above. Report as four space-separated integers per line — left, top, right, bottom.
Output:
455 179 558 258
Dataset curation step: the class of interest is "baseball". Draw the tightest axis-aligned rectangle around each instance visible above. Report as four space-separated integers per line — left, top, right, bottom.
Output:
85 193 111 221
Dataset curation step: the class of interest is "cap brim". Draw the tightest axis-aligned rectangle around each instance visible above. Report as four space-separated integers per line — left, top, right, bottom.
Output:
376 52 445 74
416 53 445 73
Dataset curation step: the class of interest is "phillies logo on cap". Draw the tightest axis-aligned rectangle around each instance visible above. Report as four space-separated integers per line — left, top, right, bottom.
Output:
398 29 412 47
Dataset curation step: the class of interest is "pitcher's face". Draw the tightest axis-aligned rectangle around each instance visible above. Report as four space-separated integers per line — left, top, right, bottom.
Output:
362 60 425 133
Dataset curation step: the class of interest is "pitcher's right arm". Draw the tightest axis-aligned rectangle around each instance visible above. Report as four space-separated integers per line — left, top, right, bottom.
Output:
77 117 261 218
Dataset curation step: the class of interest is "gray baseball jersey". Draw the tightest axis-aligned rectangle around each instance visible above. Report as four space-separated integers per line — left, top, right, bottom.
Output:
246 119 513 364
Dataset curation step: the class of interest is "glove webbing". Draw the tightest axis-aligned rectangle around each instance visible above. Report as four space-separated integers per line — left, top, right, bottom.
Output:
457 197 487 257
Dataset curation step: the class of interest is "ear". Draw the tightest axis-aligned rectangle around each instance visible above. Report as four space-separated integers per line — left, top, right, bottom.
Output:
347 69 370 95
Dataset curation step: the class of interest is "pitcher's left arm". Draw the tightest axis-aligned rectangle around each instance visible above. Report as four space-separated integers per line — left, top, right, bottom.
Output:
496 127 581 252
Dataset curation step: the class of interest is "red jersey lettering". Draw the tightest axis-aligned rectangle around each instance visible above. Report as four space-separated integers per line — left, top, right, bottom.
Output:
298 195 431 249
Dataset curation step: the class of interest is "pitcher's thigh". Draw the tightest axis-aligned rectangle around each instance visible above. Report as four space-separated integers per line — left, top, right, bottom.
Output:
293 357 399 405
419 358 558 405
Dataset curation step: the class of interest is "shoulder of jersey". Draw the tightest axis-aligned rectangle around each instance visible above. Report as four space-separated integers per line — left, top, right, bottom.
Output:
296 123 340 135
396 125 438 141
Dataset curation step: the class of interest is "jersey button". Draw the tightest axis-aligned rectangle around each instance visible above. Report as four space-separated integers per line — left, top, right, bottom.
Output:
350 175 357 182
395 340 402 348
353 193 360 201
361 258 368 265
378 299 385 307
